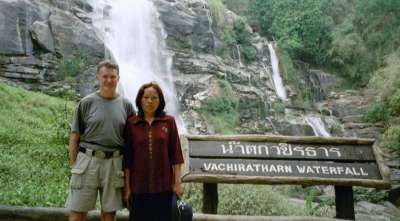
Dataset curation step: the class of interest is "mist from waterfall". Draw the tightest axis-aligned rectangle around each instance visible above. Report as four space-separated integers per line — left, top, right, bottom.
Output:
89 0 186 132
268 43 287 100
306 116 331 137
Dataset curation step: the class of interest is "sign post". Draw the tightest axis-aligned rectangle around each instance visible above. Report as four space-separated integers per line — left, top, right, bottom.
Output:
181 135 391 220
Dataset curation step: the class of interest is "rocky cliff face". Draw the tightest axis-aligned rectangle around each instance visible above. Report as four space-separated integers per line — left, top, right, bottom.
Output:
0 0 102 94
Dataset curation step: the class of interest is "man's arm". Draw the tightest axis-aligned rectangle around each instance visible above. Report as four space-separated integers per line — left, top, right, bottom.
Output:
69 132 80 165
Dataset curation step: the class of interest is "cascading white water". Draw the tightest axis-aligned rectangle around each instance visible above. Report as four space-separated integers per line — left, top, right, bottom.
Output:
236 44 243 68
267 42 287 100
305 116 331 137
89 0 186 132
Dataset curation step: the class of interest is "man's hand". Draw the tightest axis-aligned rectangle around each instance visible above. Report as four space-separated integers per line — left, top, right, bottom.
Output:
172 182 184 199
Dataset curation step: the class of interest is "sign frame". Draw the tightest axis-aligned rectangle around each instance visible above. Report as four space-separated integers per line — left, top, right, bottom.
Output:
181 134 391 189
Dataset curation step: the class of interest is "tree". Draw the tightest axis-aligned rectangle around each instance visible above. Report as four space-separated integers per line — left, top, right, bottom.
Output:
249 0 332 64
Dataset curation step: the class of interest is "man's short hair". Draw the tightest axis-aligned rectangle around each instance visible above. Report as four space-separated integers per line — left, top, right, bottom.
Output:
97 60 119 75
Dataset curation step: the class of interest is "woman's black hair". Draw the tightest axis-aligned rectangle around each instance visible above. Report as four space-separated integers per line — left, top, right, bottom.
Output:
135 82 166 118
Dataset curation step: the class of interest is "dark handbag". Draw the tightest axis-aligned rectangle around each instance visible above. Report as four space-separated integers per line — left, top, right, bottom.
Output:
172 193 193 221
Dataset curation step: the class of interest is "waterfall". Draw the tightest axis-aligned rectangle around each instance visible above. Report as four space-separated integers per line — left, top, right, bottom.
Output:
236 44 243 68
305 116 331 137
267 42 287 100
89 0 186 132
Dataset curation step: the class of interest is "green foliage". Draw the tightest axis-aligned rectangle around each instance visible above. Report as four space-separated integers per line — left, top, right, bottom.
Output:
305 188 315 215
219 184 305 215
166 36 191 50
368 50 400 101
206 97 237 115
363 102 390 123
380 125 400 152
354 187 388 204
279 50 313 108
238 98 266 120
249 0 332 64
232 17 257 63
356 0 400 26
204 80 238 134
184 184 307 215
388 89 400 117
240 45 257 63
0 82 74 206
271 101 285 116
245 0 399 88
50 103 74 145
205 97 238 134
222 0 250 16
208 0 226 27
208 0 256 63
56 56 87 81
328 31 376 86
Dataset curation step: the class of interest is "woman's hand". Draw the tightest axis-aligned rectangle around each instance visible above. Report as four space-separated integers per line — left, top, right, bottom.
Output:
172 182 184 199
123 187 131 209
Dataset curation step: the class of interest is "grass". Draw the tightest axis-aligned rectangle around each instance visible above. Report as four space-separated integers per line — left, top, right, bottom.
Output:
0 82 74 207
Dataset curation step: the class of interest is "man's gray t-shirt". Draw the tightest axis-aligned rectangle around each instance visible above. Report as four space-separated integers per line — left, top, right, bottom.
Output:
71 92 134 151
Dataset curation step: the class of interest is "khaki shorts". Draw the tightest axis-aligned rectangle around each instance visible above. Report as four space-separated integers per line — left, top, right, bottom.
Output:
66 151 124 212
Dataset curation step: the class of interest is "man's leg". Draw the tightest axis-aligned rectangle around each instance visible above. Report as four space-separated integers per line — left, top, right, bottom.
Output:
100 156 124 216
69 211 87 221
66 153 98 221
101 211 116 221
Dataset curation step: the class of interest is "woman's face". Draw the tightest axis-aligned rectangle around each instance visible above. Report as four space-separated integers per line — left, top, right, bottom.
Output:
141 86 160 116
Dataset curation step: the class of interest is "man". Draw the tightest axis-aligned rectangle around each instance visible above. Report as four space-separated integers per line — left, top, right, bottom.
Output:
66 60 134 221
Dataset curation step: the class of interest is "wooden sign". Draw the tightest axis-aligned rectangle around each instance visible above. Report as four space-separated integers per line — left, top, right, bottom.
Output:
182 135 391 189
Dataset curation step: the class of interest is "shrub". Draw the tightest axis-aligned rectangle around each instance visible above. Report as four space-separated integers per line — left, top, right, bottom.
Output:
205 97 238 134
388 89 400 117
184 183 306 215
249 0 332 64
271 101 286 116
354 187 388 204
363 102 389 123
56 56 87 81
380 125 400 152
203 80 239 134
208 0 225 27
206 97 236 115
367 50 400 100
50 103 74 145
218 184 306 215
328 32 376 86
240 45 257 63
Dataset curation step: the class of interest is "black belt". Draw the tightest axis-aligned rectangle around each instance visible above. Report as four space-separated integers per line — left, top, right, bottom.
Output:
79 146 121 159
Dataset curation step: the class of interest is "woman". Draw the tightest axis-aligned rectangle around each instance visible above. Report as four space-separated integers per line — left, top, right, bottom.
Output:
123 82 184 221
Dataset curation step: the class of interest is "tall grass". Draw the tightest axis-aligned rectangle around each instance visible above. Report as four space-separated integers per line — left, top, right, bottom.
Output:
0 82 74 206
